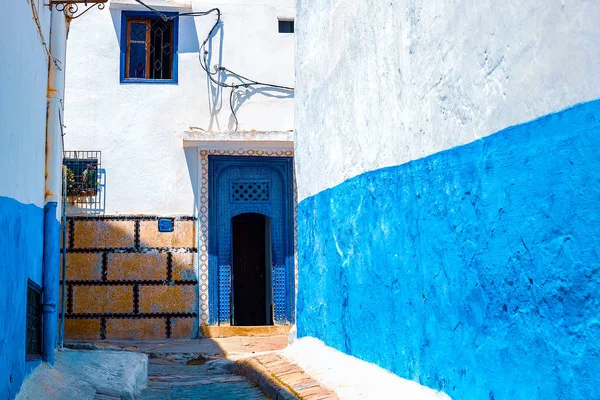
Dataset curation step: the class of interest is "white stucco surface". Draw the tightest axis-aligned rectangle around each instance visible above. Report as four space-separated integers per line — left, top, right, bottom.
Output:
0 0 52 208
284 337 450 400
295 0 600 201
64 0 295 214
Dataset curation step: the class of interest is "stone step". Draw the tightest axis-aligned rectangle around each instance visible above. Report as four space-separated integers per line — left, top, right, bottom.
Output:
201 325 292 338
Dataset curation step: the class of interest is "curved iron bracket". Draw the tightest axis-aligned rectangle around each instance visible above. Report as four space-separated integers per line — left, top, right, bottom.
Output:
49 0 107 19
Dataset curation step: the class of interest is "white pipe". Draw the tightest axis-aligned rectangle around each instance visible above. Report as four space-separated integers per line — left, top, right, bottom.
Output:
46 9 67 207
42 6 68 366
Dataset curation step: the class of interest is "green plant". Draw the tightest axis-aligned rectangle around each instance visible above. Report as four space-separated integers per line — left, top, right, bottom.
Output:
66 168 76 191
82 164 97 190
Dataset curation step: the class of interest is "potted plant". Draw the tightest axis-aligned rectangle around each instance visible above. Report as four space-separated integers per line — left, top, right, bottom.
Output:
82 164 97 196
66 168 78 199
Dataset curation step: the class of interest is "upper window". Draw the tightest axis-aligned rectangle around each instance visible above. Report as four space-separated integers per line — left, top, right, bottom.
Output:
278 19 294 33
120 12 178 83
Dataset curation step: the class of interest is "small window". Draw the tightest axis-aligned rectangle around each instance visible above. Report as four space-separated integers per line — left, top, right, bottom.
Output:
278 19 294 33
63 151 103 213
121 12 178 83
64 151 100 197
26 280 42 361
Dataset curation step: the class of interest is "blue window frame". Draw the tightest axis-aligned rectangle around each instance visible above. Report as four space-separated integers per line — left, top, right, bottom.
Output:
120 11 179 84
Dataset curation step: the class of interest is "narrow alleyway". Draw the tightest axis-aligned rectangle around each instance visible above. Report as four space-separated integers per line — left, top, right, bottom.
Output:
139 358 267 399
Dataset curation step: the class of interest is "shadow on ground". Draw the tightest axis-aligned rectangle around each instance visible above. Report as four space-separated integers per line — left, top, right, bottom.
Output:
65 336 293 399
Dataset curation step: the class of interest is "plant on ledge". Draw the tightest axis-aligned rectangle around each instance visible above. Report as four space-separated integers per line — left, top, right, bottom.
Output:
82 164 98 196
66 164 98 198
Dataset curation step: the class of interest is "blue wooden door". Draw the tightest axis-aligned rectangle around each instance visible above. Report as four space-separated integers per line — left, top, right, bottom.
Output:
208 156 294 325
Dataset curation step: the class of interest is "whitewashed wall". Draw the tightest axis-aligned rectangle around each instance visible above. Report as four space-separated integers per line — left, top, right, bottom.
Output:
295 0 600 201
0 0 51 209
64 0 295 215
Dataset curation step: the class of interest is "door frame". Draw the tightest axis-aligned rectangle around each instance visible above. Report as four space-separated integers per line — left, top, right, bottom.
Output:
207 155 294 325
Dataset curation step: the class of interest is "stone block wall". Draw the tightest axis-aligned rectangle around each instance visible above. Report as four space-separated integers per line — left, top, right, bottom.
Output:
63 216 198 340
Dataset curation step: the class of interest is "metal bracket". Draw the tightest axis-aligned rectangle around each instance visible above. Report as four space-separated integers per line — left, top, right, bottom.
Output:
49 0 107 19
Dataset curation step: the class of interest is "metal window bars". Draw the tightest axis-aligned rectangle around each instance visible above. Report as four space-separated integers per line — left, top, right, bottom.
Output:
26 280 42 360
63 151 104 214
126 17 174 80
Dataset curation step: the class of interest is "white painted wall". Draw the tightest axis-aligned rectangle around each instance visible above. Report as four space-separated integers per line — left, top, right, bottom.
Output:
64 0 295 215
295 0 600 201
0 0 52 208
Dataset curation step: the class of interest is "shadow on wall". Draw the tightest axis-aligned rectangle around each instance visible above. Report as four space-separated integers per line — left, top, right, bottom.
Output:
109 8 200 53
183 147 199 217
205 18 224 132
108 7 292 131
228 86 294 131
204 21 295 131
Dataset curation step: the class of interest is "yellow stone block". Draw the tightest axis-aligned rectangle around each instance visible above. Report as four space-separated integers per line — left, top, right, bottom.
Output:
139 220 195 248
66 253 103 281
73 220 135 249
107 253 167 281
65 319 101 340
172 253 197 281
73 285 133 314
139 285 197 313
171 318 196 338
106 318 166 340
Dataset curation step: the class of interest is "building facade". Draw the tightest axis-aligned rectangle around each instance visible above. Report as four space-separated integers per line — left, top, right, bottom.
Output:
63 0 295 340
295 1 600 399
0 1 68 398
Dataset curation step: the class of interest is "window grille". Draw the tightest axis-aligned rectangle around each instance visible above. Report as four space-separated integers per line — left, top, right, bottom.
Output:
26 280 42 361
231 180 270 202
125 15 175 80
63 151 103 214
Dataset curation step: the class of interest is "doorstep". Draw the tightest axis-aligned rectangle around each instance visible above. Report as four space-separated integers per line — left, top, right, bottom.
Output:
201 325 293 338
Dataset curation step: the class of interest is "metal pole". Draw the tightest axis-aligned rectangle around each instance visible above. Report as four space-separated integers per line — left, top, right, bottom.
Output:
59 165 67 348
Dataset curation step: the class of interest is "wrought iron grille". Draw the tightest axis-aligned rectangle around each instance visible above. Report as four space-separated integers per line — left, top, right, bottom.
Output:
26 280 42 360
63 151 104 214
231 180 270 202
126 17 174 80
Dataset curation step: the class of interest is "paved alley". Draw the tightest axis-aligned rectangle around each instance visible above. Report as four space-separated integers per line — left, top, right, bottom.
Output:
139 358 267 400
74 336 289 399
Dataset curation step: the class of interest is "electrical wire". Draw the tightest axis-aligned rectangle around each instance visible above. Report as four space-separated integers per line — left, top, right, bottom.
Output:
132 0 293 130
28 0 62 70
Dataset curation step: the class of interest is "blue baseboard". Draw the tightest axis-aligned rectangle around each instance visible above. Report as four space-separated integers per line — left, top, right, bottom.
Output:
0 197 45 399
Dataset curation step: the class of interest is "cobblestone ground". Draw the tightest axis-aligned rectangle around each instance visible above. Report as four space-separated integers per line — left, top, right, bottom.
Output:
139 358 268 400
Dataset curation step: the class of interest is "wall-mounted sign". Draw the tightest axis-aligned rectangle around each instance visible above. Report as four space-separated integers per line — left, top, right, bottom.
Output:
158 218 174 233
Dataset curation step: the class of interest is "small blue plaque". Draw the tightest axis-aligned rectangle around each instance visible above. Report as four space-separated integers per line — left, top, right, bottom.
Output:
158 218 174 233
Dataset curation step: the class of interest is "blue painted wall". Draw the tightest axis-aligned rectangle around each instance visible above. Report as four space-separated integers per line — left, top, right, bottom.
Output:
297 100 600 399
0 196 45 399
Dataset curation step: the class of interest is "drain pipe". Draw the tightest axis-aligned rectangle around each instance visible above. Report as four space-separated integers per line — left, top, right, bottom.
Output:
42 7 68 366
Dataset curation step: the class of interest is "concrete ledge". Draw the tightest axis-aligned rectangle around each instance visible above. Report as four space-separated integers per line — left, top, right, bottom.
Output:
182 130 294 149
201 325 292 338
17 349 148 400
